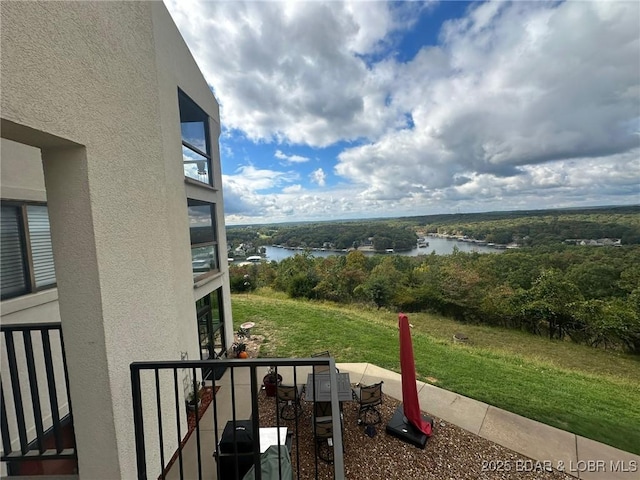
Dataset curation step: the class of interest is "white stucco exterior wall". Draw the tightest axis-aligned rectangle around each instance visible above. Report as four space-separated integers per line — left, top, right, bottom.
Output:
149 3 233 356
1 2 232 477
0 139 47 202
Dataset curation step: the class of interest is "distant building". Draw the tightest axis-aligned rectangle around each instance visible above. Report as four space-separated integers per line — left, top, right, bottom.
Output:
564 238 622 246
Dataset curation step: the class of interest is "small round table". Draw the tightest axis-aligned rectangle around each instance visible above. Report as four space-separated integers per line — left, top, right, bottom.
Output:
240 321 256 339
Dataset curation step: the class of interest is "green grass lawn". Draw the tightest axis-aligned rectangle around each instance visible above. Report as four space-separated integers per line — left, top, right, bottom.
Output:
231 290 640 455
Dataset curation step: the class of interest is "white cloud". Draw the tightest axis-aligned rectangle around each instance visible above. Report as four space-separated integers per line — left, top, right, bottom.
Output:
166 0 640 224
275 150 310 164
225 148 639 225
282 184 303 193
310 168 327 186
335 0 640 199
165 0 414 146
230 165 298 191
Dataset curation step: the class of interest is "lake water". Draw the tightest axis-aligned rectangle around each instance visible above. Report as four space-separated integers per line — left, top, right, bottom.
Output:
261 237 504 262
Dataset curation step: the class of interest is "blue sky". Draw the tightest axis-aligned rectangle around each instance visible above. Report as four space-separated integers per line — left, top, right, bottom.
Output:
166 1 639 225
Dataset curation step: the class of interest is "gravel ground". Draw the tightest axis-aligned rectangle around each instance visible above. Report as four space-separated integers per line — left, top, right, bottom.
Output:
241 333 575 480
257 389 574 480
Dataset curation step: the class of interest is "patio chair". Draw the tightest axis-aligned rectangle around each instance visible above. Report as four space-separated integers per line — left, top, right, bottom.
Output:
312 399 344 464
313 401 332 418
276 384 305 420
313 416 335 463
311 350 339 374
352 381 383 426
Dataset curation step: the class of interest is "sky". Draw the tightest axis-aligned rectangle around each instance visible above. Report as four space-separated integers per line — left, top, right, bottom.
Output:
165 0 640 225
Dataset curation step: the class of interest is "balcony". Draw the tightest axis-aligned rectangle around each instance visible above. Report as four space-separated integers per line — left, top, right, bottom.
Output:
1 323 78 476
131 358 346 479
2 322 345 479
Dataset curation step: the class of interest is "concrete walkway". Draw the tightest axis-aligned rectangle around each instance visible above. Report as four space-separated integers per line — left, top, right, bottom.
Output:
341 363 639 480
169 363 639 480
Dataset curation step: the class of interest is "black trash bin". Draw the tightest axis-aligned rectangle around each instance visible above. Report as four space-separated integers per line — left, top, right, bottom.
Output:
216 420 255 479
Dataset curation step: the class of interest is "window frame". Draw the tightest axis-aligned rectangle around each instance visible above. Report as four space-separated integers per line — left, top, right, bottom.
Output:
178 88 213 187
197 288 226 380
187 198 220 282
1 200 57 301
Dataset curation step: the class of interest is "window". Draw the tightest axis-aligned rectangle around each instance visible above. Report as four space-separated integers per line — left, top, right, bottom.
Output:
179 89 212 186
188 199 219 281
197 289 225 380
1 202 56 300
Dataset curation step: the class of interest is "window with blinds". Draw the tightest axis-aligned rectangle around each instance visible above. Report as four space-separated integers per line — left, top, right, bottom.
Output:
0 202 56 300
26 205 56 288
1 205 27 299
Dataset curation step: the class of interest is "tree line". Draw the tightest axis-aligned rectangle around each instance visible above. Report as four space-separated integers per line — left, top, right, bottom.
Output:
226 206 640 255
228 221 419 252
229 245 640 353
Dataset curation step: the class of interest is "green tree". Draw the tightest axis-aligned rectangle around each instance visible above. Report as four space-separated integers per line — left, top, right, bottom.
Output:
274 253 318 299
355 257 403 309
574 299 640 352
566 263 623 299
520 269 584 339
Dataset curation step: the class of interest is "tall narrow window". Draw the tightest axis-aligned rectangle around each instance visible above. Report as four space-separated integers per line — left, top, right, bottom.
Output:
179 89 212 186
26 205 56 288
188 199 219 281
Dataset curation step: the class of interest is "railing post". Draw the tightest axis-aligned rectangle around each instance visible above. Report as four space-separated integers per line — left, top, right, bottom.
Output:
4 330 28 454
23 331 45 453
328 359 345 479
41 329 63 453
250 365 262 480
130 364 147 479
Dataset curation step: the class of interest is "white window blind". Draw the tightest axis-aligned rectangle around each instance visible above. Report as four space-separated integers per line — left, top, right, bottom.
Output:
26 205 56 288
1 205 27 298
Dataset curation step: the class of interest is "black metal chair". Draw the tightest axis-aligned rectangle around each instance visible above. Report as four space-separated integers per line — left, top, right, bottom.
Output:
352 381 383 425
311 350 339 374
313 415 336 464
276 384 304 420
313 401 332 418
312 399 344 464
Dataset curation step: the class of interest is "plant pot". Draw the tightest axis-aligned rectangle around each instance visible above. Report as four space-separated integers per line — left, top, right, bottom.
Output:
186 399 201 411
263 374 282 397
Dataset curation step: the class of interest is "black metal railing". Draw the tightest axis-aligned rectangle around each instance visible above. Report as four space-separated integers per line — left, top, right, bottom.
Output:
131 357 345 480
0 322 77 472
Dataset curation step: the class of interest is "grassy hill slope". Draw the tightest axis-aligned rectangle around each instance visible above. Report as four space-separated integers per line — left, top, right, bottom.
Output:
231 290 640 454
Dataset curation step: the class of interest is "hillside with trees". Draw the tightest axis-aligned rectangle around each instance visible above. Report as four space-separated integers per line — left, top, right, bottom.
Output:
228 221 419 252
230 244 640 354
226 206 640 255
412 206 640 246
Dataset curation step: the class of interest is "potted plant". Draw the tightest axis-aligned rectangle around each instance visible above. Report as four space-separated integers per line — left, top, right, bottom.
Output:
232 341 248 359
262 366 282 397
186 380 204 411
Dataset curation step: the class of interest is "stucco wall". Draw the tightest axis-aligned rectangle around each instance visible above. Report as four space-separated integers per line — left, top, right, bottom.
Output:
0 139 47 202
1 2 227 477
150 4 234 355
